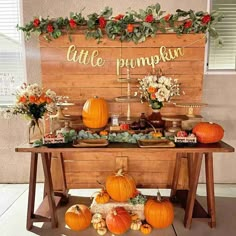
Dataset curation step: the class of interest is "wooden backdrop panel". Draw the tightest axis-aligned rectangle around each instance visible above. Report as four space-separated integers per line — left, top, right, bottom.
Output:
40 33 205 190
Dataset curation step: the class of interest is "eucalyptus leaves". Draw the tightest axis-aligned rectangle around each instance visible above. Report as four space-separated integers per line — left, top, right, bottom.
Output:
17 3 223 44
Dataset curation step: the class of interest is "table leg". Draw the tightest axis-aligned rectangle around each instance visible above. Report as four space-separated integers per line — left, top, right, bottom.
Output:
41 153 58 228
170 153 182 198
187 153 194 187
26 153 38 230
43 153 51 198
205 152 216 228
184 153 203 229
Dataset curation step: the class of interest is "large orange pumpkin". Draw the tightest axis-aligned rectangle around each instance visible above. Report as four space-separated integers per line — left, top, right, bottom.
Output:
105 169 136 202
144 191 174 229
65 204 92 231
82 96 109 129
192 122 224 143
106 207 131 234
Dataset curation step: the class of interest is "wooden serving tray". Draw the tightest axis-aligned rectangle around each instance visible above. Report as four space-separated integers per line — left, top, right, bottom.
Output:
73 139 109 148
137 139 175 148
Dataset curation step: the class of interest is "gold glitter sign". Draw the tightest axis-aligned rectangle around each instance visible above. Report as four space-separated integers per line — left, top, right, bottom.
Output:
66 44 184 75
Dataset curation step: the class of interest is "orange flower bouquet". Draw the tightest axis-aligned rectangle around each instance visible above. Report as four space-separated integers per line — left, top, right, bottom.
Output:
13 83 57 142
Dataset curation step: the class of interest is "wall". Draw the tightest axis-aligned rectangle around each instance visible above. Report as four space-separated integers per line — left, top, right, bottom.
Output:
0 0 235 183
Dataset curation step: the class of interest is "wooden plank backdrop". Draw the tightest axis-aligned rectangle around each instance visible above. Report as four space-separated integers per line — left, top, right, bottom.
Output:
40 33 205 190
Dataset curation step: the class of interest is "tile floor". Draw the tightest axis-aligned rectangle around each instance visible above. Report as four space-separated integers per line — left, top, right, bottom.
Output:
0 184 236 236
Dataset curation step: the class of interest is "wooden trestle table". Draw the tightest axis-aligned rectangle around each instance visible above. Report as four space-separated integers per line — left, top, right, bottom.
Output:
15 141 234 230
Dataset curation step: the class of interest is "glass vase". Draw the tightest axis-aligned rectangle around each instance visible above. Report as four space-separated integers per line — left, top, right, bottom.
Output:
28 119 44 144
148 109 165 129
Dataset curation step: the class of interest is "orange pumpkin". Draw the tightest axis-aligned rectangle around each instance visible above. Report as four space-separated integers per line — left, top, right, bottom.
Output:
144 191 174 229
192 122 224 143
82 96 109 129
105 169 136 202
140 223 152 234
106 207 131 234
65 204 92 231
95 189 110 204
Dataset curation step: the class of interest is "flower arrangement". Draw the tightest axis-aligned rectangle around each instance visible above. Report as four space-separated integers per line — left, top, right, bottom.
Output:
17 3 223 44
13 83 57 120
137 73 181 110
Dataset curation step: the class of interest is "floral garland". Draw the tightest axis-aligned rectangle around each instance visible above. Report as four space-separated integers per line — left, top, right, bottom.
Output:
17 3 223 44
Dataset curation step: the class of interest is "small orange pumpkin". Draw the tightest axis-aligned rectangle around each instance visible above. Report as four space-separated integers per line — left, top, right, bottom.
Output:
95 189 110 204
82 96 109 129
192 122 224 143
140 223 152 234
144 191 174 229
65 204 92 231
106 168 136 202
99 130 108 136
106 207 131 235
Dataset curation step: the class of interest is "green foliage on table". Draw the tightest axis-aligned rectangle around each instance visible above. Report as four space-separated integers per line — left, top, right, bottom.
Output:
128 193 147 205
77 130 154 143
62 129 77 143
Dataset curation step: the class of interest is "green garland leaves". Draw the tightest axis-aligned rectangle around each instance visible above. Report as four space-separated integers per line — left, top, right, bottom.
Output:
17 3 223 44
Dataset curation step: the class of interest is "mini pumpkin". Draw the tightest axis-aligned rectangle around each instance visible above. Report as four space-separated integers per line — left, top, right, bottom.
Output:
140 223 152 234
105 168 136 202
82 96 109 129
151 131 163 138
95 189 110 204
192 122 224 143
93 218 106 230
97 227 107 236
144 191 174 229
106 206 131 235
99 130 108 136
130 219 142 230
65 204 92 231
92 213 103 224
130 212 139 221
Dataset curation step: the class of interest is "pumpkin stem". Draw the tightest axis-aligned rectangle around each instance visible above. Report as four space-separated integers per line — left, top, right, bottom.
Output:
75 205 80 212
112 209 117 216
97 180 106 190
116 168 124 176
157 190 162 202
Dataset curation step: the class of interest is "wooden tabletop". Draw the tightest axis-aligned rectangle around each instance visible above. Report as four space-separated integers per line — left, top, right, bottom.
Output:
15 140 234 153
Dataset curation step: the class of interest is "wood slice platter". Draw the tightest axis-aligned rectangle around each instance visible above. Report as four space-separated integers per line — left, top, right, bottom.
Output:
137 139 175 148
72 139 109 148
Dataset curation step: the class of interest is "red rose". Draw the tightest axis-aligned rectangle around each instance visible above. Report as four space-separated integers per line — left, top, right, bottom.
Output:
145 14 154 23
164 14 172 21
47 24 54 33
98 16 107 28
184 20 192 28
114 14 124 21
69 19 77 28
127 24 134 33
33 18 40 27
201 14 211 24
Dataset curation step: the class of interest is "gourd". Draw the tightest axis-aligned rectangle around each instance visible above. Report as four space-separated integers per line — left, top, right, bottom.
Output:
82 96 109 129
106 207 131 235
144 191 174 229
93 218 106 230
192 122 224 143
91 213 103 223
97 227 107 235
105 168 136 202
140 223 152 234
130 219 142 230
65 204 92 231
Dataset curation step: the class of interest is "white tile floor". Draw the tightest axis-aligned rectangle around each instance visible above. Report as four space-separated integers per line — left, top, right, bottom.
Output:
0 184 236 236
